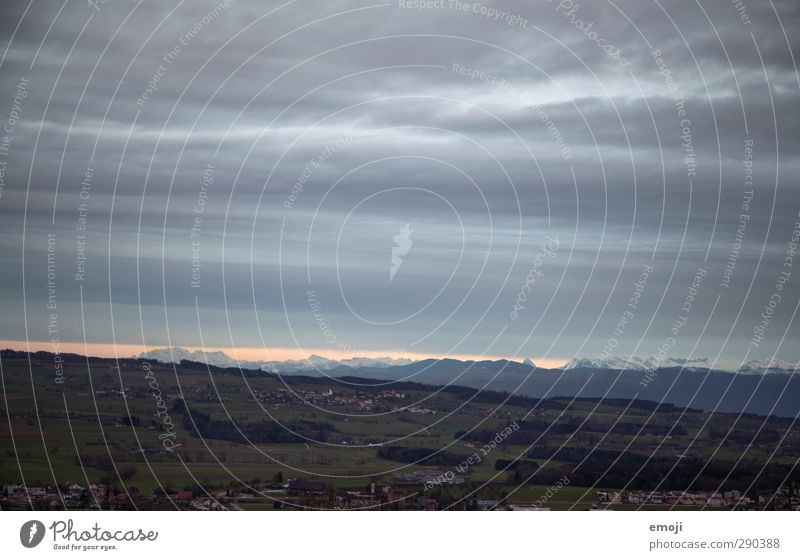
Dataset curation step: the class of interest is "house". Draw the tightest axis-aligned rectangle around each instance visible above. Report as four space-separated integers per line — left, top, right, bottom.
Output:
109 493 130 507
476 500 500 511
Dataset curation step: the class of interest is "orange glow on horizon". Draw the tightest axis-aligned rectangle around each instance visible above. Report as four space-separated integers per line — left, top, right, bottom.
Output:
0 340 568 369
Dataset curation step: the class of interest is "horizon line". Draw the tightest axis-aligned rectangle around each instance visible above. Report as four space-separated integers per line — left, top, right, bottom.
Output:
0 340 570 369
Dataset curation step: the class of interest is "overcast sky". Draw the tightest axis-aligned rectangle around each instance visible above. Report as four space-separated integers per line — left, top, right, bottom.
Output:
0 0 798 368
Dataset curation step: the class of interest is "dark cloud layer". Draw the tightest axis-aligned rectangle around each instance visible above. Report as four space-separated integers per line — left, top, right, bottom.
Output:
0 0 798 368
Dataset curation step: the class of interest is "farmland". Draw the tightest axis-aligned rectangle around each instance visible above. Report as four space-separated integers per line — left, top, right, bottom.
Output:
2 350 799 510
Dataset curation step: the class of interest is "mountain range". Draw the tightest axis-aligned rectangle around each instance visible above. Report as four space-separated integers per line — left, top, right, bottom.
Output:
135 348 413 373
126 347 800 416
136 347 796 376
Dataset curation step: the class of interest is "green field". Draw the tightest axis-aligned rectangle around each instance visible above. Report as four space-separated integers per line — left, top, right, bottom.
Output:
2 351 799 510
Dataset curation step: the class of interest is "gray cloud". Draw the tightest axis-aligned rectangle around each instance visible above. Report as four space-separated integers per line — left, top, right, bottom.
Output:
0 0 798 369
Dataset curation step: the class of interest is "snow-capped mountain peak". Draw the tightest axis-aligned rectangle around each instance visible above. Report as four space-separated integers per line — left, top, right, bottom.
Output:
339 356 414 368
562 357 640 370
561 355 799 374
739 358 797 374
562 356 709 371
136 347 417 373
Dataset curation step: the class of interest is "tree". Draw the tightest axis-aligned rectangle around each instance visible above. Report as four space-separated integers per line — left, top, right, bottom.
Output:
121 467 138 481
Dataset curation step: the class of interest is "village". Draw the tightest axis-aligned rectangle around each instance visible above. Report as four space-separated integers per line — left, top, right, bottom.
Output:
596 484 800 510
252 387 438 415
4 479 799 511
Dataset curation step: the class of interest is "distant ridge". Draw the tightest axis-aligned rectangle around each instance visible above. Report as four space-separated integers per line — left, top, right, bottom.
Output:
134 347 415 373
562 356 710 371
3 348 800 416
134 347 546 373
560 356 797 375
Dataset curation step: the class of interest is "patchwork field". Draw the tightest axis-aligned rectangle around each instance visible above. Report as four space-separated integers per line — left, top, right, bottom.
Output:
2 351 799 510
